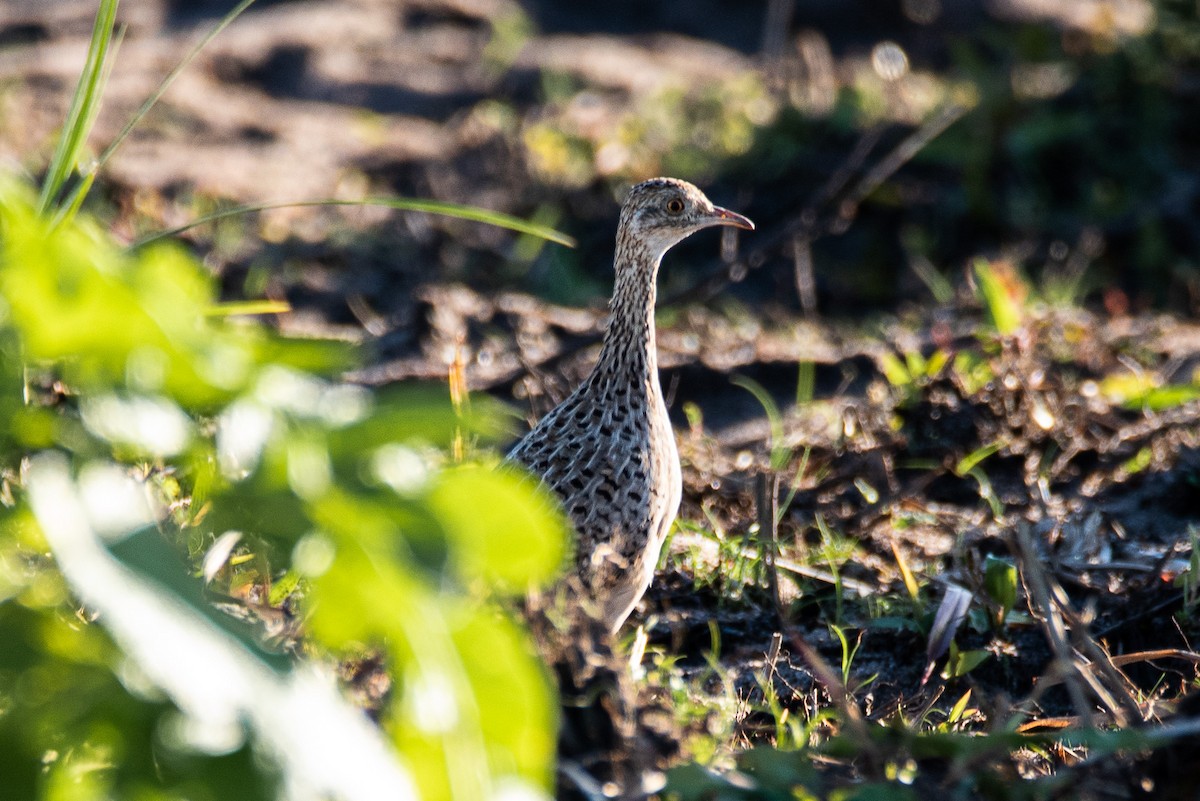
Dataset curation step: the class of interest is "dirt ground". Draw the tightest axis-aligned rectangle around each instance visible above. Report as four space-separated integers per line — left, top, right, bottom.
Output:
3 0 1199 797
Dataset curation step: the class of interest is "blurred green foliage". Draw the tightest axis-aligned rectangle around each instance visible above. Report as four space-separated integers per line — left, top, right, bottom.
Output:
938 4 1200 305
0 167 568 799
707 0 1200 311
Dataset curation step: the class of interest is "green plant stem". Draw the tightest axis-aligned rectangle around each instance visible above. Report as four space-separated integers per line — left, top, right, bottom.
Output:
129 198 576 250
38 0 120 215
56 0 261 220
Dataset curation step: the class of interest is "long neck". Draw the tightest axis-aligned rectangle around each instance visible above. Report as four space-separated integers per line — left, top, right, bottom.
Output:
591 235 662 390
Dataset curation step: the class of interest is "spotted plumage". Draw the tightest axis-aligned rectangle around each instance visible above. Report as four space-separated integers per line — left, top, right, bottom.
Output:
508 178 754 632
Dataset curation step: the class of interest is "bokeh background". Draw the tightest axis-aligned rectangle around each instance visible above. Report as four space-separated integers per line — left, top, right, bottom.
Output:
2 0 1196 340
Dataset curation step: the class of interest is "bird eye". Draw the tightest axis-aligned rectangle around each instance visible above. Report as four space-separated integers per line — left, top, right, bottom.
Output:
665 198 685 214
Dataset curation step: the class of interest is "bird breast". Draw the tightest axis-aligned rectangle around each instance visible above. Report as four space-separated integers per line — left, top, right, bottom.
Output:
508 372 680 569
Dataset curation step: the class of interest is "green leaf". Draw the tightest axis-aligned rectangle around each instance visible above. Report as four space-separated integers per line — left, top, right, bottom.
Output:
904 350 926 379
1121 446 1153 475
1134 384 1200 411
327 385 513 455
663 763 747 800
267 570 301 606
947 688 973 724
964 465 1004 519
1 188 236 407
308 487 447 575
924 348 950 376
943 641 991 679
449 609 557 790
879 352 912 387
204 485 313 543
973 259 1024 336
739 746 820 794
953 440 1003 476
842 785 921 801
427 463 568 591
983 555 1018 622
952 350 993 395
308 542 555 799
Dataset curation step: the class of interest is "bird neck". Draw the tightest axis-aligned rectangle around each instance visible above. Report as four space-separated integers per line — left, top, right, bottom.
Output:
592 240 663 391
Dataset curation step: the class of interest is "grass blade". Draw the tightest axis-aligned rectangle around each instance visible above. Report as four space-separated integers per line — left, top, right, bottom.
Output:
38 0 120 215
731 374 788 471
128 198 577 249
204 299 293 317
57 0 260 218
890 539 920 604
973 259 1025 336
795 360 815 406
953 440 1003 476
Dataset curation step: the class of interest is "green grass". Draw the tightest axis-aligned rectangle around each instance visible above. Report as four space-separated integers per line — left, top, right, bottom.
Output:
130 197 576 251
37 0 119 217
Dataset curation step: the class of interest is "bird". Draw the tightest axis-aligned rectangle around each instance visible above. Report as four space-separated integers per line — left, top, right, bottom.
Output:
508 178 754 632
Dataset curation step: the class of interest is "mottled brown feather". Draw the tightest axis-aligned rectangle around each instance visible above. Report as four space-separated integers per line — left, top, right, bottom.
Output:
508 178 753 632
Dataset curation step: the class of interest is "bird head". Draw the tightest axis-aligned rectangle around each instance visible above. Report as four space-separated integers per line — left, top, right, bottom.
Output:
618 177 754 256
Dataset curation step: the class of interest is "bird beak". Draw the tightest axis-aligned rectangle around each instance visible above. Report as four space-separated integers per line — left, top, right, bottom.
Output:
710 205 755 231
